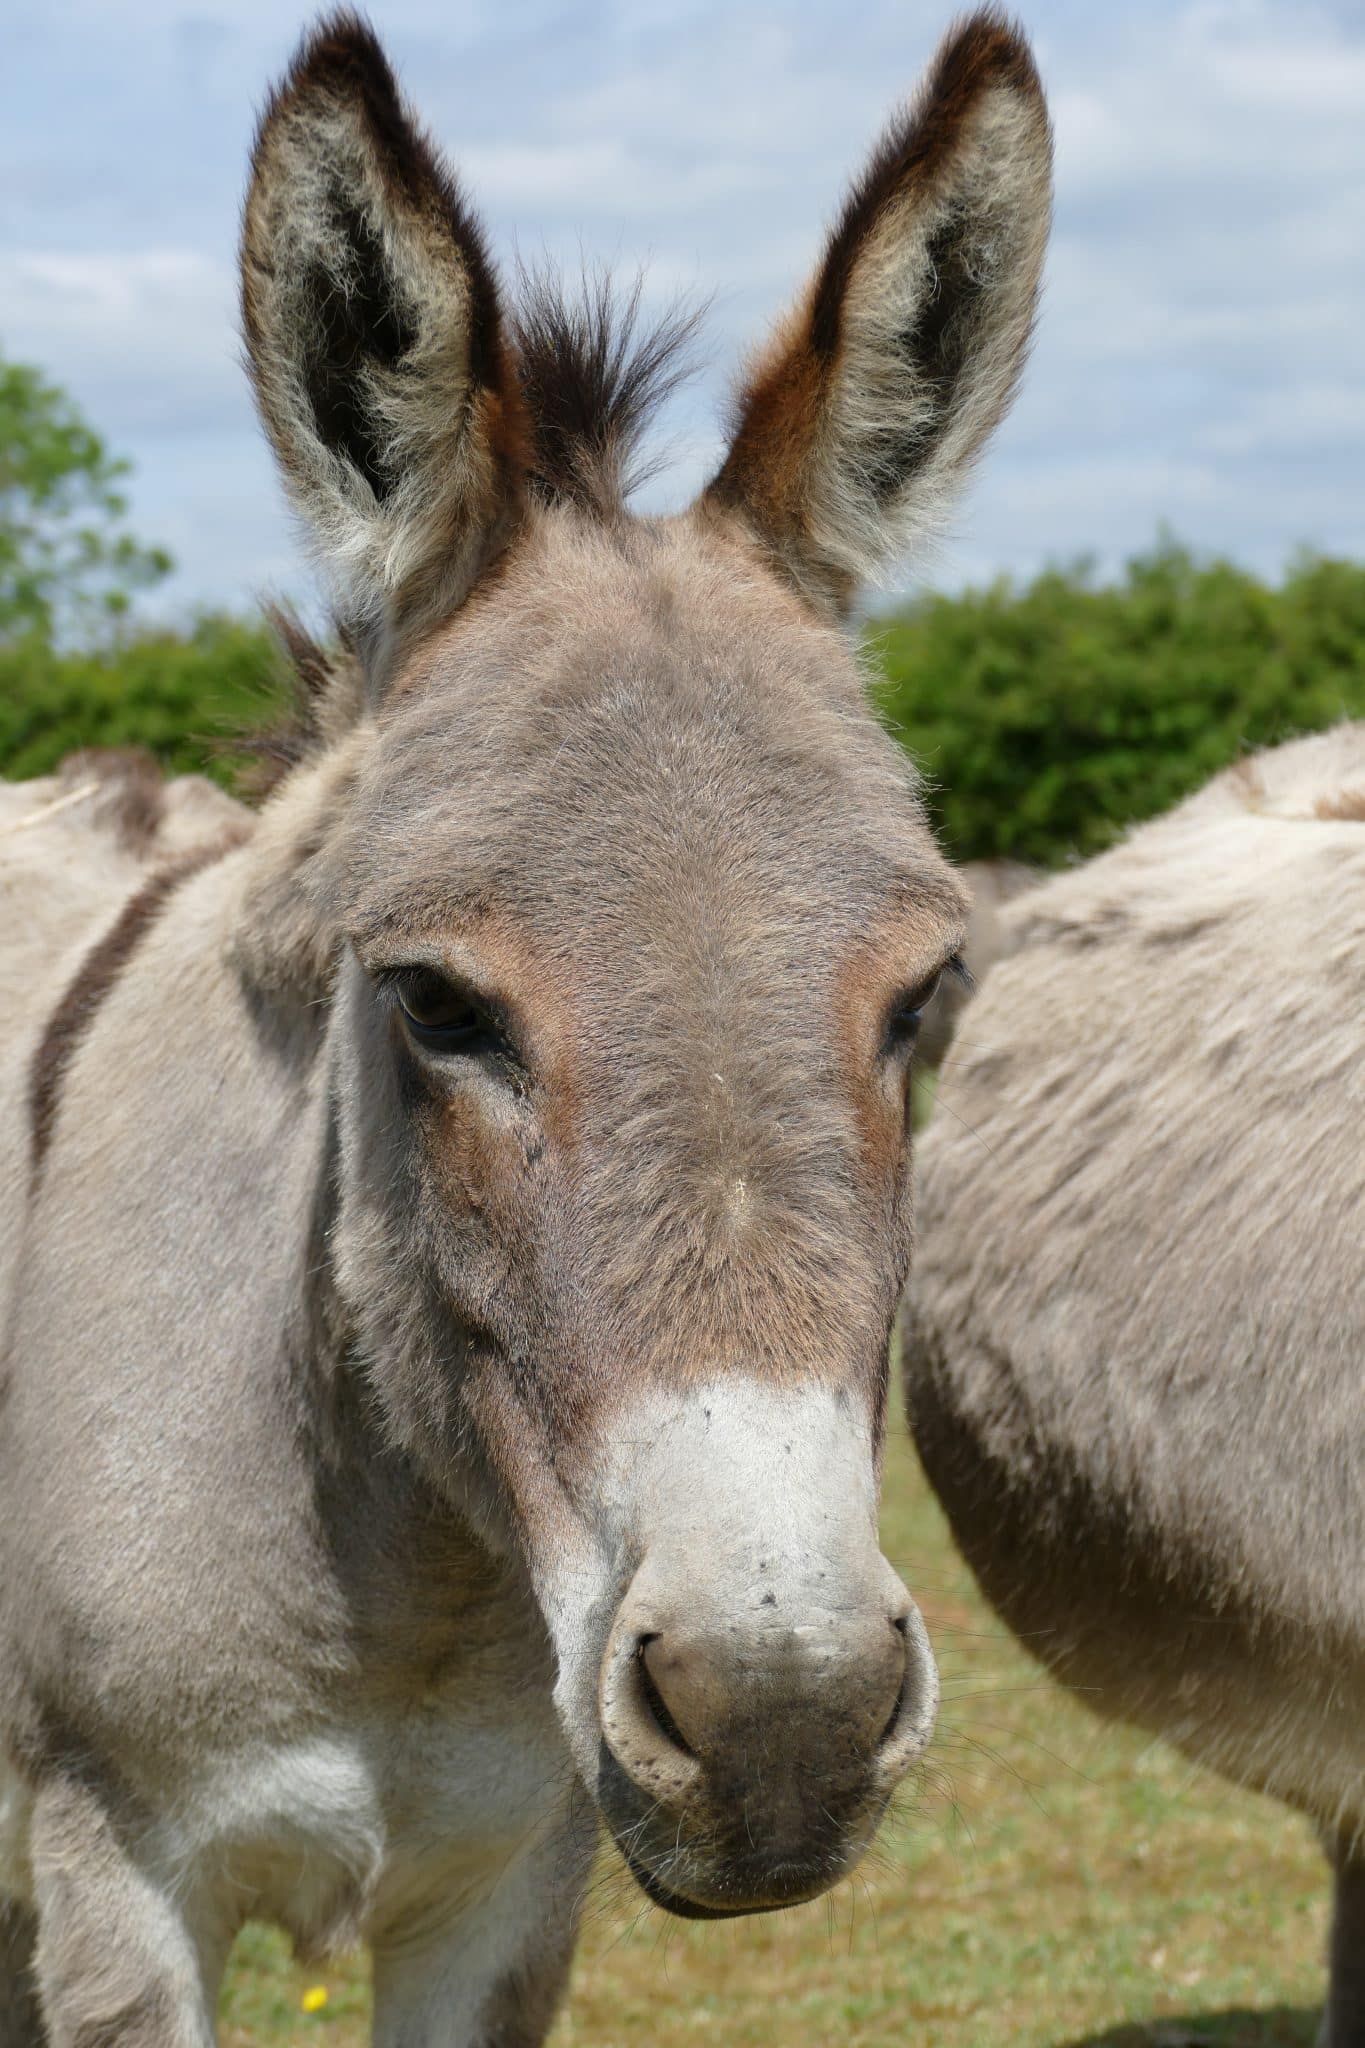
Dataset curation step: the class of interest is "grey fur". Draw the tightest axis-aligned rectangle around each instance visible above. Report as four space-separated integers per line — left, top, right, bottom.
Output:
904 725 1365 2042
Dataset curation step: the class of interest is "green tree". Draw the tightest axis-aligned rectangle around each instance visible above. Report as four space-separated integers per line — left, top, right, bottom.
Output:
0 352 173 645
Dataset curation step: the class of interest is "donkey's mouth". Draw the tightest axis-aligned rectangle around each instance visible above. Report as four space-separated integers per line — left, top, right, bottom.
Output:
621 1844 831 1920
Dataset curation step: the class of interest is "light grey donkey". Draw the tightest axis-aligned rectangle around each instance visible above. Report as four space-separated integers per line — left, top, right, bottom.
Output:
905 727 1365 2045
0 9 1052 2042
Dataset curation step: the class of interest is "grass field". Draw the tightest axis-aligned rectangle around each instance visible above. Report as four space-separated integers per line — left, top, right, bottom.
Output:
217 1411 1329 2048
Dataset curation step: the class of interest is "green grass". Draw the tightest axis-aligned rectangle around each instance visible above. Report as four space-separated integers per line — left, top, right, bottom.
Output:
218 1415 1328 2047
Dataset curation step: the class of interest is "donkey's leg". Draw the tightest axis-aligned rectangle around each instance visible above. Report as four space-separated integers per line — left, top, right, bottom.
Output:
371 1898 578 2048
0 1896 44 2047
1321 1841 1365 2048
370 1808 591 2048
27 1775 217 2048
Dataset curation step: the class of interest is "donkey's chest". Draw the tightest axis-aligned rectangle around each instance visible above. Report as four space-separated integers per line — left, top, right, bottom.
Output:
170 1692 570 1953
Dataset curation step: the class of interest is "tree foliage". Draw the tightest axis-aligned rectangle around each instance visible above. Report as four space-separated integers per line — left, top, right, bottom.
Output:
0 614 285 785
0 352 172 644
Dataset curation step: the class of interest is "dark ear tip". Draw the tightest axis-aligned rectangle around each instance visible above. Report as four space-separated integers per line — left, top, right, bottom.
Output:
935 8 1045 103
278 9 399 107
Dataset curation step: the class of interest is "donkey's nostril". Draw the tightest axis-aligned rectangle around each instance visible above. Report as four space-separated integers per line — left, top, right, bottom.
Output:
872 1599 939 1779
598 1616 704 1807
878 1616 914 1749
601 1566 939 1817
636 1634 695 1759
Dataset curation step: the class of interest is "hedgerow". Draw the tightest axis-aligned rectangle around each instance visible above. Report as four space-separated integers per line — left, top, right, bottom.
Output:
4 544 1364 867
0 615 285 786
870 540 1365 865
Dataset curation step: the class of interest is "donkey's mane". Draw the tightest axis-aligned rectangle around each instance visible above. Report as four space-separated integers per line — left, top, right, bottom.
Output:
512 267 705 513
236 606 363 800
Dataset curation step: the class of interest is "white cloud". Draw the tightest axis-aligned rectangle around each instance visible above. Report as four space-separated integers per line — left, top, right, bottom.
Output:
1 248 240 436
462 138 774 214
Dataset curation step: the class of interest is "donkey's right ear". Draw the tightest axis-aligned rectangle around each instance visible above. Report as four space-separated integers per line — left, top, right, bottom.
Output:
242 14 522 668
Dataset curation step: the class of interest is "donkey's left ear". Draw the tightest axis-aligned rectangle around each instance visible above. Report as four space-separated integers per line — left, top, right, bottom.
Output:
242 14 522 668
707 10 1052 616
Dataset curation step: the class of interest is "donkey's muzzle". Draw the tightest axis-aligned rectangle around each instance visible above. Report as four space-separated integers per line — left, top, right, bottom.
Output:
597 1553 937 1916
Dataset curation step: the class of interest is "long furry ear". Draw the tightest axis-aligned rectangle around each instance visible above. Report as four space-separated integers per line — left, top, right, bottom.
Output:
241 13 522 671
707 10 1052 616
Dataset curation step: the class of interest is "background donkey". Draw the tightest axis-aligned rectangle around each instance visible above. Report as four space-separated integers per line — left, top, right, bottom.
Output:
0 11 1051 2044
904 725 1365 2044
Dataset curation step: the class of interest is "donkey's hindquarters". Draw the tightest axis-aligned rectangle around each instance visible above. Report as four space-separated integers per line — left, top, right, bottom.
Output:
905 725 1365 2044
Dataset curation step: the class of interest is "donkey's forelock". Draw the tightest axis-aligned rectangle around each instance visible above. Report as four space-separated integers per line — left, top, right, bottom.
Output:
512 268 707 516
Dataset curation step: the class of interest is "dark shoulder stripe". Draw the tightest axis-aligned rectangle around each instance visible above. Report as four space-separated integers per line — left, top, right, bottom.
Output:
28 846 225 1183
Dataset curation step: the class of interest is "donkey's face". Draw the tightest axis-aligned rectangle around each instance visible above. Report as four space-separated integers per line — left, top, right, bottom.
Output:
243 12 1051 1917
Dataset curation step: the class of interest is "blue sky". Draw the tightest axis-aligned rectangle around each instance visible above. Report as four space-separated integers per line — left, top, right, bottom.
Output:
4 0 1363 623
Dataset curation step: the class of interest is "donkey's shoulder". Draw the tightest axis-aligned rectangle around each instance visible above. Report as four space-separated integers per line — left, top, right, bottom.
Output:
0 752 253 1144
1 750 249 952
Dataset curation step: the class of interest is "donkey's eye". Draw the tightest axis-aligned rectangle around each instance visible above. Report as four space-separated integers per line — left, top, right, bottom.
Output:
887 957 963 1051
394 969 499 1055
891 975 941 1045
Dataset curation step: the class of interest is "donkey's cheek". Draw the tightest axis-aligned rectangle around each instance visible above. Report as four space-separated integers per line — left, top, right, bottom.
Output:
426 1091 540 1227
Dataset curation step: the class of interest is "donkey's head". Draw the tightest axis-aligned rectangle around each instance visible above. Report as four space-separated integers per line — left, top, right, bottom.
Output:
242 10 1050 1918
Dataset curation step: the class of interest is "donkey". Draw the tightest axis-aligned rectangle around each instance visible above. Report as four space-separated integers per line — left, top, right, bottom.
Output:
0 11 1052 2042
904 726 1365 2044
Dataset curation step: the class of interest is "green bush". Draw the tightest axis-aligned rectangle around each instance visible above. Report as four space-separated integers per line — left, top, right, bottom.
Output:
0 614 287 786
0 350 293 790
869 540 1365 867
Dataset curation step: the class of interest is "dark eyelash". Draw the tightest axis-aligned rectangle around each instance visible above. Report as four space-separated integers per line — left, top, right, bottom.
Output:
886 952 968 1053
381 966 510 1058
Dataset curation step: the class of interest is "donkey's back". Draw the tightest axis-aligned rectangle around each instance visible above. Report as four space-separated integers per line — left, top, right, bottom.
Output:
0 750 247 1008
908 722 1365 1798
